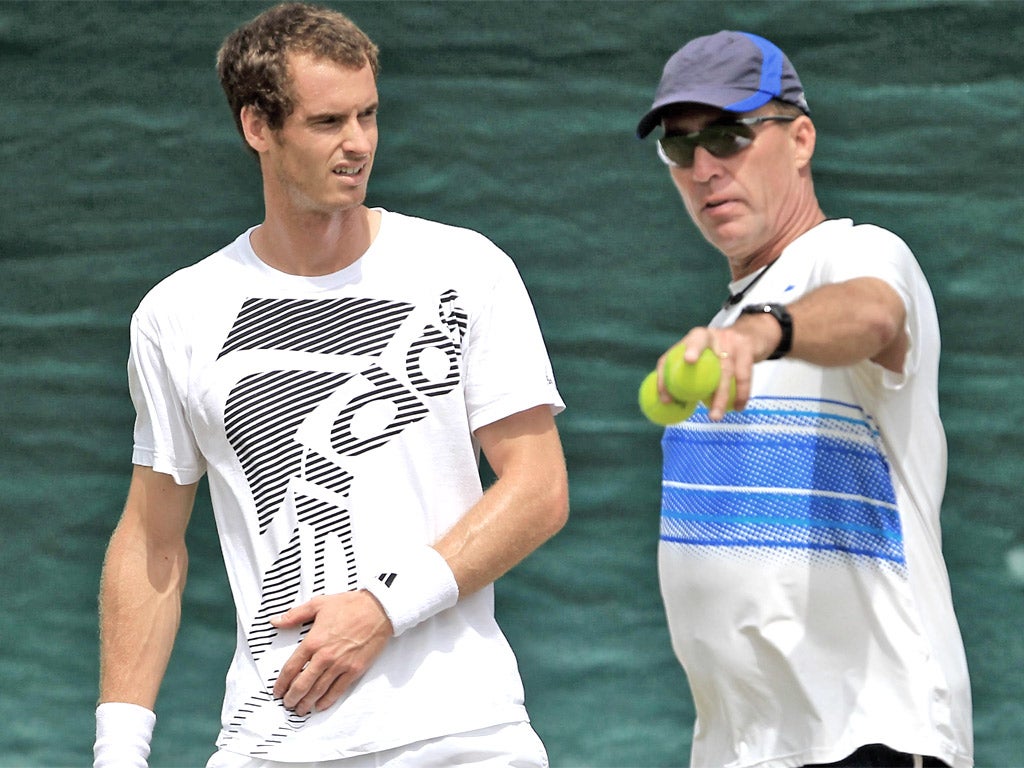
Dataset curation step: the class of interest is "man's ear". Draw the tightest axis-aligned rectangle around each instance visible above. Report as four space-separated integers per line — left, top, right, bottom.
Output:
792 115 816 169
240 105 271 154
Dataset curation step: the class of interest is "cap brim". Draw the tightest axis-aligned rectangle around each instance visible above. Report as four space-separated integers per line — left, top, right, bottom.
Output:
636 108 666 139
635 87 775 138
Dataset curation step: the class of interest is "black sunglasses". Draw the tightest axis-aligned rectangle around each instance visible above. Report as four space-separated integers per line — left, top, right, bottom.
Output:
657 115 798 168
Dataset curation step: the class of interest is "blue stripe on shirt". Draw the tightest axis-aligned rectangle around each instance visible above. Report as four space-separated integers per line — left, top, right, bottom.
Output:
660 399 903 562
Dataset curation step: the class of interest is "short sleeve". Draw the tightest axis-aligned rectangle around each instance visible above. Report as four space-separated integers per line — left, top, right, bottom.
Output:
461 250 564 433
817 224 923 386
128 311 206 484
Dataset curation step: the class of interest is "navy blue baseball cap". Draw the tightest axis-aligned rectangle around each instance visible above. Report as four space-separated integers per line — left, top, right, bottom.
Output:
636 31 809 138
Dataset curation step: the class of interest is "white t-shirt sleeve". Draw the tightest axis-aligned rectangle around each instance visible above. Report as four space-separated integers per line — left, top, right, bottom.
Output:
815 224 924 384
128 306 206 485
461 249 564 434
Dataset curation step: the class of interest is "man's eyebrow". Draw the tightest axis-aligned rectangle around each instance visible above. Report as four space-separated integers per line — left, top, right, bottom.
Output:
306 101 378 118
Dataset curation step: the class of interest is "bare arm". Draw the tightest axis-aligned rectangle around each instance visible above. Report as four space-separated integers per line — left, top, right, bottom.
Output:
733 277 907 370
661 276 908 420
436 404 569 595
98 465 197 709
272 404 569 715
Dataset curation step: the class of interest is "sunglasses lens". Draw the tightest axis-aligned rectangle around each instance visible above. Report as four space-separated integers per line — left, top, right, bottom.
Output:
658 138 692 167
703 126 753 157
658 124 756 167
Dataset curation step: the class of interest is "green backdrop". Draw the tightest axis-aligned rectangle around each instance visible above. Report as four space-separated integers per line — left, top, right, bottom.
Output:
2 1 1022 765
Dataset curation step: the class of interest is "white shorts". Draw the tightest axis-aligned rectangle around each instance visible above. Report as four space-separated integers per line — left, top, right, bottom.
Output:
205 721 548 768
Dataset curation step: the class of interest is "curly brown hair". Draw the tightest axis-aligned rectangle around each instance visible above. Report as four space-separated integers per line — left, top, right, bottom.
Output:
216 2 380 143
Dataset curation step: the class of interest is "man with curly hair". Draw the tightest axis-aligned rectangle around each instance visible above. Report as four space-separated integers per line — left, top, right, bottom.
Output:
94 5 567 767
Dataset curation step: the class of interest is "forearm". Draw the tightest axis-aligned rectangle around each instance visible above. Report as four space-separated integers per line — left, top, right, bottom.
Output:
740 277 907 368
98 516 188 708
436 409 569 596
669 277 910 420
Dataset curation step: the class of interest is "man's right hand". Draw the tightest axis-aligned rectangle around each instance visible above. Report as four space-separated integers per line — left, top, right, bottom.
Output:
270 590 393 716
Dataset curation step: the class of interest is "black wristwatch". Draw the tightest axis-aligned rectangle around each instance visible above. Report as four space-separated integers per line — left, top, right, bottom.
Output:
740 303 793 360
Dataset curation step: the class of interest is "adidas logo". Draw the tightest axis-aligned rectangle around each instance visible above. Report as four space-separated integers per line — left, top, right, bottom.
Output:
377 572 397 588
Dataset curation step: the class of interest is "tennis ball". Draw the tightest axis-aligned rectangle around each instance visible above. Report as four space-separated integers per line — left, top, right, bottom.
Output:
638 370 696 426
664 346 721 402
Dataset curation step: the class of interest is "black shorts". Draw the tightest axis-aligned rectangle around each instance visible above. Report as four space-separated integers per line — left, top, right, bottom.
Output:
805 743 949 768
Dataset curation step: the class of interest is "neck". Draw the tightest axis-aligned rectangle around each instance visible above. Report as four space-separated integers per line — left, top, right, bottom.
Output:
728 202 827 281
251 205 380 277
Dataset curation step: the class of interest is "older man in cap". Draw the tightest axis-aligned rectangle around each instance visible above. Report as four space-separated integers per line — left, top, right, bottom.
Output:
638 31 973 768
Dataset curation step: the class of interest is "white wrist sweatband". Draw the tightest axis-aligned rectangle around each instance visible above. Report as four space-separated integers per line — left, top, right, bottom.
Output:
361 546 459 637
94 702 156 768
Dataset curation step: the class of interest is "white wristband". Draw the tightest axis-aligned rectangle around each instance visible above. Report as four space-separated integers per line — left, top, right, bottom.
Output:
94 702 156 768
361 546 459 636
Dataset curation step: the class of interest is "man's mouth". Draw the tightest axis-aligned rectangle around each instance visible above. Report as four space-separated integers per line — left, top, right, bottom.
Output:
704 197 736 212
333 164 365 176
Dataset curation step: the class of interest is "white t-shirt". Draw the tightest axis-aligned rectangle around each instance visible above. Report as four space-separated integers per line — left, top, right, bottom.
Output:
128 210 564 761
658 220 973 768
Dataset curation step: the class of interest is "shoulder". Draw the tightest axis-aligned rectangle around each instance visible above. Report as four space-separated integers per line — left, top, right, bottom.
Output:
813 219 913 257
133 233 250 331
793 219 919 281
372 210 534 317
849 221 913 255
848 222 918 275
378 210 510 264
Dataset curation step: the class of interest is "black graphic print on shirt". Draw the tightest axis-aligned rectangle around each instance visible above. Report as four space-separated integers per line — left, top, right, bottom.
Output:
215 292 467 752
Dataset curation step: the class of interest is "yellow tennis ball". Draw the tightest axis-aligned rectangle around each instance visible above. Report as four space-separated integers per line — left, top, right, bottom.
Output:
664 346 721 402
638 370 696 426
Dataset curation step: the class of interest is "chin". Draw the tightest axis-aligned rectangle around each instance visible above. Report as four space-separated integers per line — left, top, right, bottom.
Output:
701 224 756 257
701 232 744 256
324 192 368 212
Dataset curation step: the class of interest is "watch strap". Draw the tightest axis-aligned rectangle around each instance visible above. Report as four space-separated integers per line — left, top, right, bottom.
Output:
740 303 793 360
